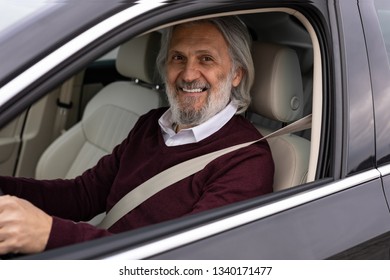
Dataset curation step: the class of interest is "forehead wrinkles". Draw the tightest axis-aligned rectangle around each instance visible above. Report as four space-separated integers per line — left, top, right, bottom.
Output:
169 22 229 56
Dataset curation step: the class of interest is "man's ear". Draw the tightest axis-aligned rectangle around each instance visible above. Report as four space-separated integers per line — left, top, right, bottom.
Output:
232 67 243 87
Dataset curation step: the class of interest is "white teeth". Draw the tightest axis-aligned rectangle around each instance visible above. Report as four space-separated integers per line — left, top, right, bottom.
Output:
182 88 204 93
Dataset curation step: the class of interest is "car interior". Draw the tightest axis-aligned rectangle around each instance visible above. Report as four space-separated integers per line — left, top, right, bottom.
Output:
0 9 319 222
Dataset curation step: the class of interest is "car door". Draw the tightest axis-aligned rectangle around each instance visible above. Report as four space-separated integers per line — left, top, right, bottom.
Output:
2 0 390 260
114 0 390 260
323 0 390 259
19 0 390 260
361 0 390 209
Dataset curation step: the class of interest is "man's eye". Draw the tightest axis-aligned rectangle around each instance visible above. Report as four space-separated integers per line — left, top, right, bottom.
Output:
172 55 183 61
202 56 213 62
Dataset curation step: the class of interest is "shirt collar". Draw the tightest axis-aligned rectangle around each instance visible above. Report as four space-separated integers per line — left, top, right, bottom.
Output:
158 102 238 144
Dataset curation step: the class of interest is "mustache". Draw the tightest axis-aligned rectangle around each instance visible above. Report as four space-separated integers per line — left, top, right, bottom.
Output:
176 80 211 90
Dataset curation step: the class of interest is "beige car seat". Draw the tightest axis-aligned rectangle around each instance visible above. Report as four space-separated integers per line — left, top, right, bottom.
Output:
250 42 311 191
36 32 162 180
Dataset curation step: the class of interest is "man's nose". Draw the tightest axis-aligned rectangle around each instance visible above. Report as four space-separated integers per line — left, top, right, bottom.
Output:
181 59 201 82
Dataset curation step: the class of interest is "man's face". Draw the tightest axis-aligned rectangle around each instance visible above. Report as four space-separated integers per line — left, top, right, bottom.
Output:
165 22 243 127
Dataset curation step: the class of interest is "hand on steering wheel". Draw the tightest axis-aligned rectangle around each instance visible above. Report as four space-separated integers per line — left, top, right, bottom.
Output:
0 195 52 255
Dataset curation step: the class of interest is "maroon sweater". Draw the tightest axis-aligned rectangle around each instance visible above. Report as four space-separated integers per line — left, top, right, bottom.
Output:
1 108 274 250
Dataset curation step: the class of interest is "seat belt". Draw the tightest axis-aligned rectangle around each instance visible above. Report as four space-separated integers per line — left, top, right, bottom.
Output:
98 114 312 229
52 78 74 140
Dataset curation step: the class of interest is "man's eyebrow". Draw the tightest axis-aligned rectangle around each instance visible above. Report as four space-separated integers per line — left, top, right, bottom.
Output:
168 49 182 54
168 49 219 56
195 49 217 55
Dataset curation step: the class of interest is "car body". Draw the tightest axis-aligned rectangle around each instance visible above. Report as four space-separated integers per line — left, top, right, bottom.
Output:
1 0 390 259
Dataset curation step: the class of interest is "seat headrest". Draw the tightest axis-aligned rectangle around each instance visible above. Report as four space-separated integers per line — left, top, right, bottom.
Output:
116 32 161 84
250 43 303 123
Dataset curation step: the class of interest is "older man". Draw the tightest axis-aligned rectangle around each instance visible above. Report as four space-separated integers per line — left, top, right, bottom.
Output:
0 16 274 254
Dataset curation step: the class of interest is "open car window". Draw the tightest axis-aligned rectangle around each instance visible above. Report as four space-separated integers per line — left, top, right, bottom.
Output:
0 3 333 260
0 8 321 188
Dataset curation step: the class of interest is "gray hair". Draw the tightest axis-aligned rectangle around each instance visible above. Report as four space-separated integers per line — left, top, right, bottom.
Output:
156 16 254 113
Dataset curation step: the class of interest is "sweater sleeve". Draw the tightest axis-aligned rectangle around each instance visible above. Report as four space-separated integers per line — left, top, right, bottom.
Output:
190 141 274 214
46 217 113 250
0 136 130 221
0 138 131 250
0 110 159 251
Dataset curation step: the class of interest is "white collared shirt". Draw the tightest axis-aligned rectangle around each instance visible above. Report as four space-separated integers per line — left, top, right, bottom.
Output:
158 102 238 146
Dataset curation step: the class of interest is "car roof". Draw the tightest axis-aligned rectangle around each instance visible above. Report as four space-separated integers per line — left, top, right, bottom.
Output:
0 1 130 87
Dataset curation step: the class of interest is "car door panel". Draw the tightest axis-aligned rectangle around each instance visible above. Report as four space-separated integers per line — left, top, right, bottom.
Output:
150 177 390 259
359 0 390 211
336 0 376 175
328 230 390 259
379 169 390 211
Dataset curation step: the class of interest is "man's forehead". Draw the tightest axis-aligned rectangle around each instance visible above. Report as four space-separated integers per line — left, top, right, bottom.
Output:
169 22 228 51
173 21 217 32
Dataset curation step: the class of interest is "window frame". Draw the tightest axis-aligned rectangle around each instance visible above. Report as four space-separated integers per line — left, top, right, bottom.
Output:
2 2 342 260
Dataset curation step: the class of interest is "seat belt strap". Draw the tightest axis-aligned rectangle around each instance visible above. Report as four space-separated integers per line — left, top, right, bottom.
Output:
53 78 74 140
98 114 312 229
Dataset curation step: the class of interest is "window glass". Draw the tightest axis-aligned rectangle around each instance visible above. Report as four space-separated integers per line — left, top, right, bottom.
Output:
374 0 390 62
0 0 58 39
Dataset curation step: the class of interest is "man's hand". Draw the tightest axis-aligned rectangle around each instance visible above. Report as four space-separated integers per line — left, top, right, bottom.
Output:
0 195 52 255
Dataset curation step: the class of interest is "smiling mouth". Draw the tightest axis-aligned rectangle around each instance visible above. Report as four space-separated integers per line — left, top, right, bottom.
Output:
180 87 208 93
177 80 210 94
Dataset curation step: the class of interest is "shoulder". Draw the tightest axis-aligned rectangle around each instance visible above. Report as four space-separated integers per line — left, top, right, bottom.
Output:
212 114 262 144
115 107 168 149
208 114 274 170
130 107 168 132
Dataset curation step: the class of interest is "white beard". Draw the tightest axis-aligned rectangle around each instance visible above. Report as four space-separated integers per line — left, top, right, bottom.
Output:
166 72 233 127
